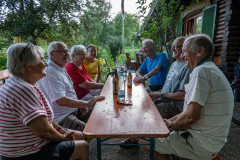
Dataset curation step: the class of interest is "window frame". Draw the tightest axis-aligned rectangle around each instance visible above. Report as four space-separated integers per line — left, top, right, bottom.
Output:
184 13 202 36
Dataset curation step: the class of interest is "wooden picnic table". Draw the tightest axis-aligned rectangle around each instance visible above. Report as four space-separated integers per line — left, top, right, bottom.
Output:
83 73 170 160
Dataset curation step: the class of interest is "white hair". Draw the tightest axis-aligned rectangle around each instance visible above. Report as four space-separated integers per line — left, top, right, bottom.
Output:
70 45 86 59
48 41 66 58
185 34 214 57
142 39 155 47
7 43 43 75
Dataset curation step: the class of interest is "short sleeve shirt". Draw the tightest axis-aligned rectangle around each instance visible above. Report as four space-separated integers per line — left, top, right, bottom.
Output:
161 60 192 109
162 60 192 93
140 53 169 85
37 60 78 123
65 63 92 99
0 75 53 157
83 58 101 82
184 62 234 153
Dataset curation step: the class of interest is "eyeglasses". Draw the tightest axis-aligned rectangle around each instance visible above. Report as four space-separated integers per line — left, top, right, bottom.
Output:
20 42 34 61
52 50 69 54
172 45 182 49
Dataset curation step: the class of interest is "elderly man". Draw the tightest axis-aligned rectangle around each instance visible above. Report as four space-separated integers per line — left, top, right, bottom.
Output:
133 39 168 92
149 37 192 119
120 37 191 149
38 41 104 132
140 34 234 160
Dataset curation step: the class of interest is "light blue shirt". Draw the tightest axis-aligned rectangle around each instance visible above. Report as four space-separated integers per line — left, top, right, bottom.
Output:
140 53 169 85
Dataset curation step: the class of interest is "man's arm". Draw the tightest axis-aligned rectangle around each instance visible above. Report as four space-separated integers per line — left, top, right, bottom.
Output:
149 91 185 101
135 69 144 77
78 80 104 89
55 96 104 108
133 69 145 83
168 102 202 130
144 65 162 80
134 65 162 83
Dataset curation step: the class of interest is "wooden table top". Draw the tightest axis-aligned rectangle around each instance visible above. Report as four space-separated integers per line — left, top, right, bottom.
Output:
83 74 170 138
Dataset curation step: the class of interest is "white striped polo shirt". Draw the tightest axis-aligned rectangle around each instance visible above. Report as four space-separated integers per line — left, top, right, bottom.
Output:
184 62 234 153
0 75 53 157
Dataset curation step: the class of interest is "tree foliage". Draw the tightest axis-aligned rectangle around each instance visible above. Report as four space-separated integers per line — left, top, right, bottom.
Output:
137 0 184 50
0 0 85 44
0 0 141 51
113 13 140 47
79 0 112 45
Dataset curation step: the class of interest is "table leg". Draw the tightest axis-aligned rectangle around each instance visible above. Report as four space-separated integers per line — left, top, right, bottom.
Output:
150 138 155 160
97 138 102 160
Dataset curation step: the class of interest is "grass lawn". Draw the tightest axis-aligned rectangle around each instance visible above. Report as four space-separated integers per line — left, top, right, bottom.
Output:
99 47 139 60
40 45 139 63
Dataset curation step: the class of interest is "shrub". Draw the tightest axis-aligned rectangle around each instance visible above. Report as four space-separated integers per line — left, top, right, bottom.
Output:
107 36 123 61
99 48 115 83
0 50 7 70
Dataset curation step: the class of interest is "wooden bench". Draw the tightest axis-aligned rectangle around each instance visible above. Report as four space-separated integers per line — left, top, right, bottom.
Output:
136 53 146 70
0 69 11 85
126 53 137 70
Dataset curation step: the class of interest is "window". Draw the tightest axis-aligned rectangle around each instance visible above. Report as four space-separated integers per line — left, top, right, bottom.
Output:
184 13 202 36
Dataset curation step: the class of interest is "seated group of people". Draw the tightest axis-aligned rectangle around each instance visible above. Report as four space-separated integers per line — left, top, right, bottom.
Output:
122 35 233 160
0 42 104 160
0 34 234 160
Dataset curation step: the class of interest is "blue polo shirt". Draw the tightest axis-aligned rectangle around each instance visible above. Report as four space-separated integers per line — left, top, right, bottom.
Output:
139 53 168 85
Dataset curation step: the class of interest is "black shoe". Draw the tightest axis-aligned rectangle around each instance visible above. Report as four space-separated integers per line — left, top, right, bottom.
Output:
119 139 139 149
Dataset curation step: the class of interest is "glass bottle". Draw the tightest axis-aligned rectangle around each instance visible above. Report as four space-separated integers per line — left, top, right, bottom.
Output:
128 70 132 88
113 69 119 95
122 61 127 77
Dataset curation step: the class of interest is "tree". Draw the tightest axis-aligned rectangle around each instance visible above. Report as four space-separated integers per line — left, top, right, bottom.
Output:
113 13 140 47
79 0 112 45
137 0 185 50
0 0 85 44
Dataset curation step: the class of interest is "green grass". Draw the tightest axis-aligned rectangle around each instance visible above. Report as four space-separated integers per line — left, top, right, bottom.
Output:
41 45 48 52
39 45 139 64
99 47 139 60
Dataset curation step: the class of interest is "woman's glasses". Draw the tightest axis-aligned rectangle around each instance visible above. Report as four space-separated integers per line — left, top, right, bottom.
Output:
20 42 34 61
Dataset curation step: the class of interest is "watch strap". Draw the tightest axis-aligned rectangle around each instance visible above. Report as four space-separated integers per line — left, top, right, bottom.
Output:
169 123 173 132
160 93 165 98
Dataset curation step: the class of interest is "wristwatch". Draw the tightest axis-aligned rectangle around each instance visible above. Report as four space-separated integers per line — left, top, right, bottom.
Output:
144 75 149 80
160 93 165 99
169 123 173 132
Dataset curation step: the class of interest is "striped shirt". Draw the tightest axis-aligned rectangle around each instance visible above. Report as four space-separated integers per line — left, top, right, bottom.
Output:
184 62 234 153
0 75 53 157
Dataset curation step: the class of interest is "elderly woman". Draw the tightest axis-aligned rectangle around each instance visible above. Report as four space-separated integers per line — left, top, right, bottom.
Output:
83 44 101 82
0 43 88 160
65 45 104 118
65 45 104 101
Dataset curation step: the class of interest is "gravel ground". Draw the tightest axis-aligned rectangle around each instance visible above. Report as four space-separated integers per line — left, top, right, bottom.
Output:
89 102 240 160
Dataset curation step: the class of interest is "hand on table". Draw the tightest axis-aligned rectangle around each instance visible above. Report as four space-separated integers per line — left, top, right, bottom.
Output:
88 96 105 106
163 118 172 128
133 76 145 83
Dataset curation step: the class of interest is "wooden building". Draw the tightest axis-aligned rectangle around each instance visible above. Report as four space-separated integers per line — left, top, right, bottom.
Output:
142 0 240 80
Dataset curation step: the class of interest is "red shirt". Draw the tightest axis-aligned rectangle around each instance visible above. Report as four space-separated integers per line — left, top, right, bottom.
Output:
65 63 92 99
